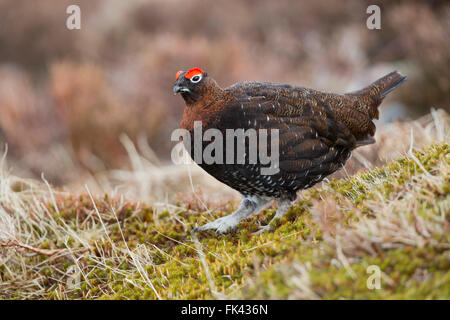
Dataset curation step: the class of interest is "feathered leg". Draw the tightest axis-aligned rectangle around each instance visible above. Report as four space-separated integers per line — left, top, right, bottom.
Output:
253 198 294 234
192 195 271 235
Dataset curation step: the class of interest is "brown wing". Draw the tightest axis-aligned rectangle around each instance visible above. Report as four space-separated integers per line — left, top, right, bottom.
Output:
226 81 379 140
219 82 357 187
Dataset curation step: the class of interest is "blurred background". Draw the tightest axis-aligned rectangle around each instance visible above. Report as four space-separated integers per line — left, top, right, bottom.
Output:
0 0 448 202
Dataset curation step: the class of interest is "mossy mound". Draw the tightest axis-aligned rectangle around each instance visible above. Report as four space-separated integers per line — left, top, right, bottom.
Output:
0 143 448 299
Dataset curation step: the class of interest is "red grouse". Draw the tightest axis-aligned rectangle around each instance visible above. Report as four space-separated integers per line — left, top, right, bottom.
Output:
173 68 406 234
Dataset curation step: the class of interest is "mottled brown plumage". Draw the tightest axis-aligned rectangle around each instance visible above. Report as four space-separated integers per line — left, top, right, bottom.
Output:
174 68 406 234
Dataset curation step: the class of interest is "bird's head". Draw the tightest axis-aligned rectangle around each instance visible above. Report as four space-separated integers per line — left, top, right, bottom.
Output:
173 68 219 105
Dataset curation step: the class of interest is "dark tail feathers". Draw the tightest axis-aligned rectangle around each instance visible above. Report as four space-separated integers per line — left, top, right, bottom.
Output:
349 71 407 99
347 71 406 120
376 71 407 98
344 71 406 142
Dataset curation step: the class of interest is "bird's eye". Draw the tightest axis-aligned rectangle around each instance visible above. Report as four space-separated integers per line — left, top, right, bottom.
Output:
190 74 202 83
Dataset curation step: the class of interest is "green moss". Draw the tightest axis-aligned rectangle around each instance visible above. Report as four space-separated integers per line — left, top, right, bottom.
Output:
2 143 448 300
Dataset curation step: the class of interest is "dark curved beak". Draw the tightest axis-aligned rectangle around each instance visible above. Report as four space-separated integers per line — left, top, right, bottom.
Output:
173 85 182 94
173 85 191 95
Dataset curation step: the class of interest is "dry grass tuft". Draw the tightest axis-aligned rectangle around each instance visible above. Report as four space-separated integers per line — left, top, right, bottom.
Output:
338 108 449 177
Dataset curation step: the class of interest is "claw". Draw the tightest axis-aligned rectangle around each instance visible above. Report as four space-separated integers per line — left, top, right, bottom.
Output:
252 225 273 235
190 216 239 235
191 227 200 233
190 196 274 236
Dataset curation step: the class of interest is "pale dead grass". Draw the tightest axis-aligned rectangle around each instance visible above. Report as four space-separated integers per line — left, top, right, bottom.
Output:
84 133 240 207
338 108 449 177
313 127 449 259
0 154 166 299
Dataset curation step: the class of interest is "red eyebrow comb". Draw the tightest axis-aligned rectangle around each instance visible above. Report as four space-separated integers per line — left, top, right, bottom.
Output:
185 68 203 79
175 70 183 80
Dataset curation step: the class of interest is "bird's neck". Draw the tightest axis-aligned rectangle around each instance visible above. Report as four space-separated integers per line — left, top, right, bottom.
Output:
184 78 223 107
180 80 226 132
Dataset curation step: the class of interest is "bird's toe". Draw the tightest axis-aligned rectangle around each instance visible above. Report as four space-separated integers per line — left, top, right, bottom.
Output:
252 225 274 235
192 216 239 235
